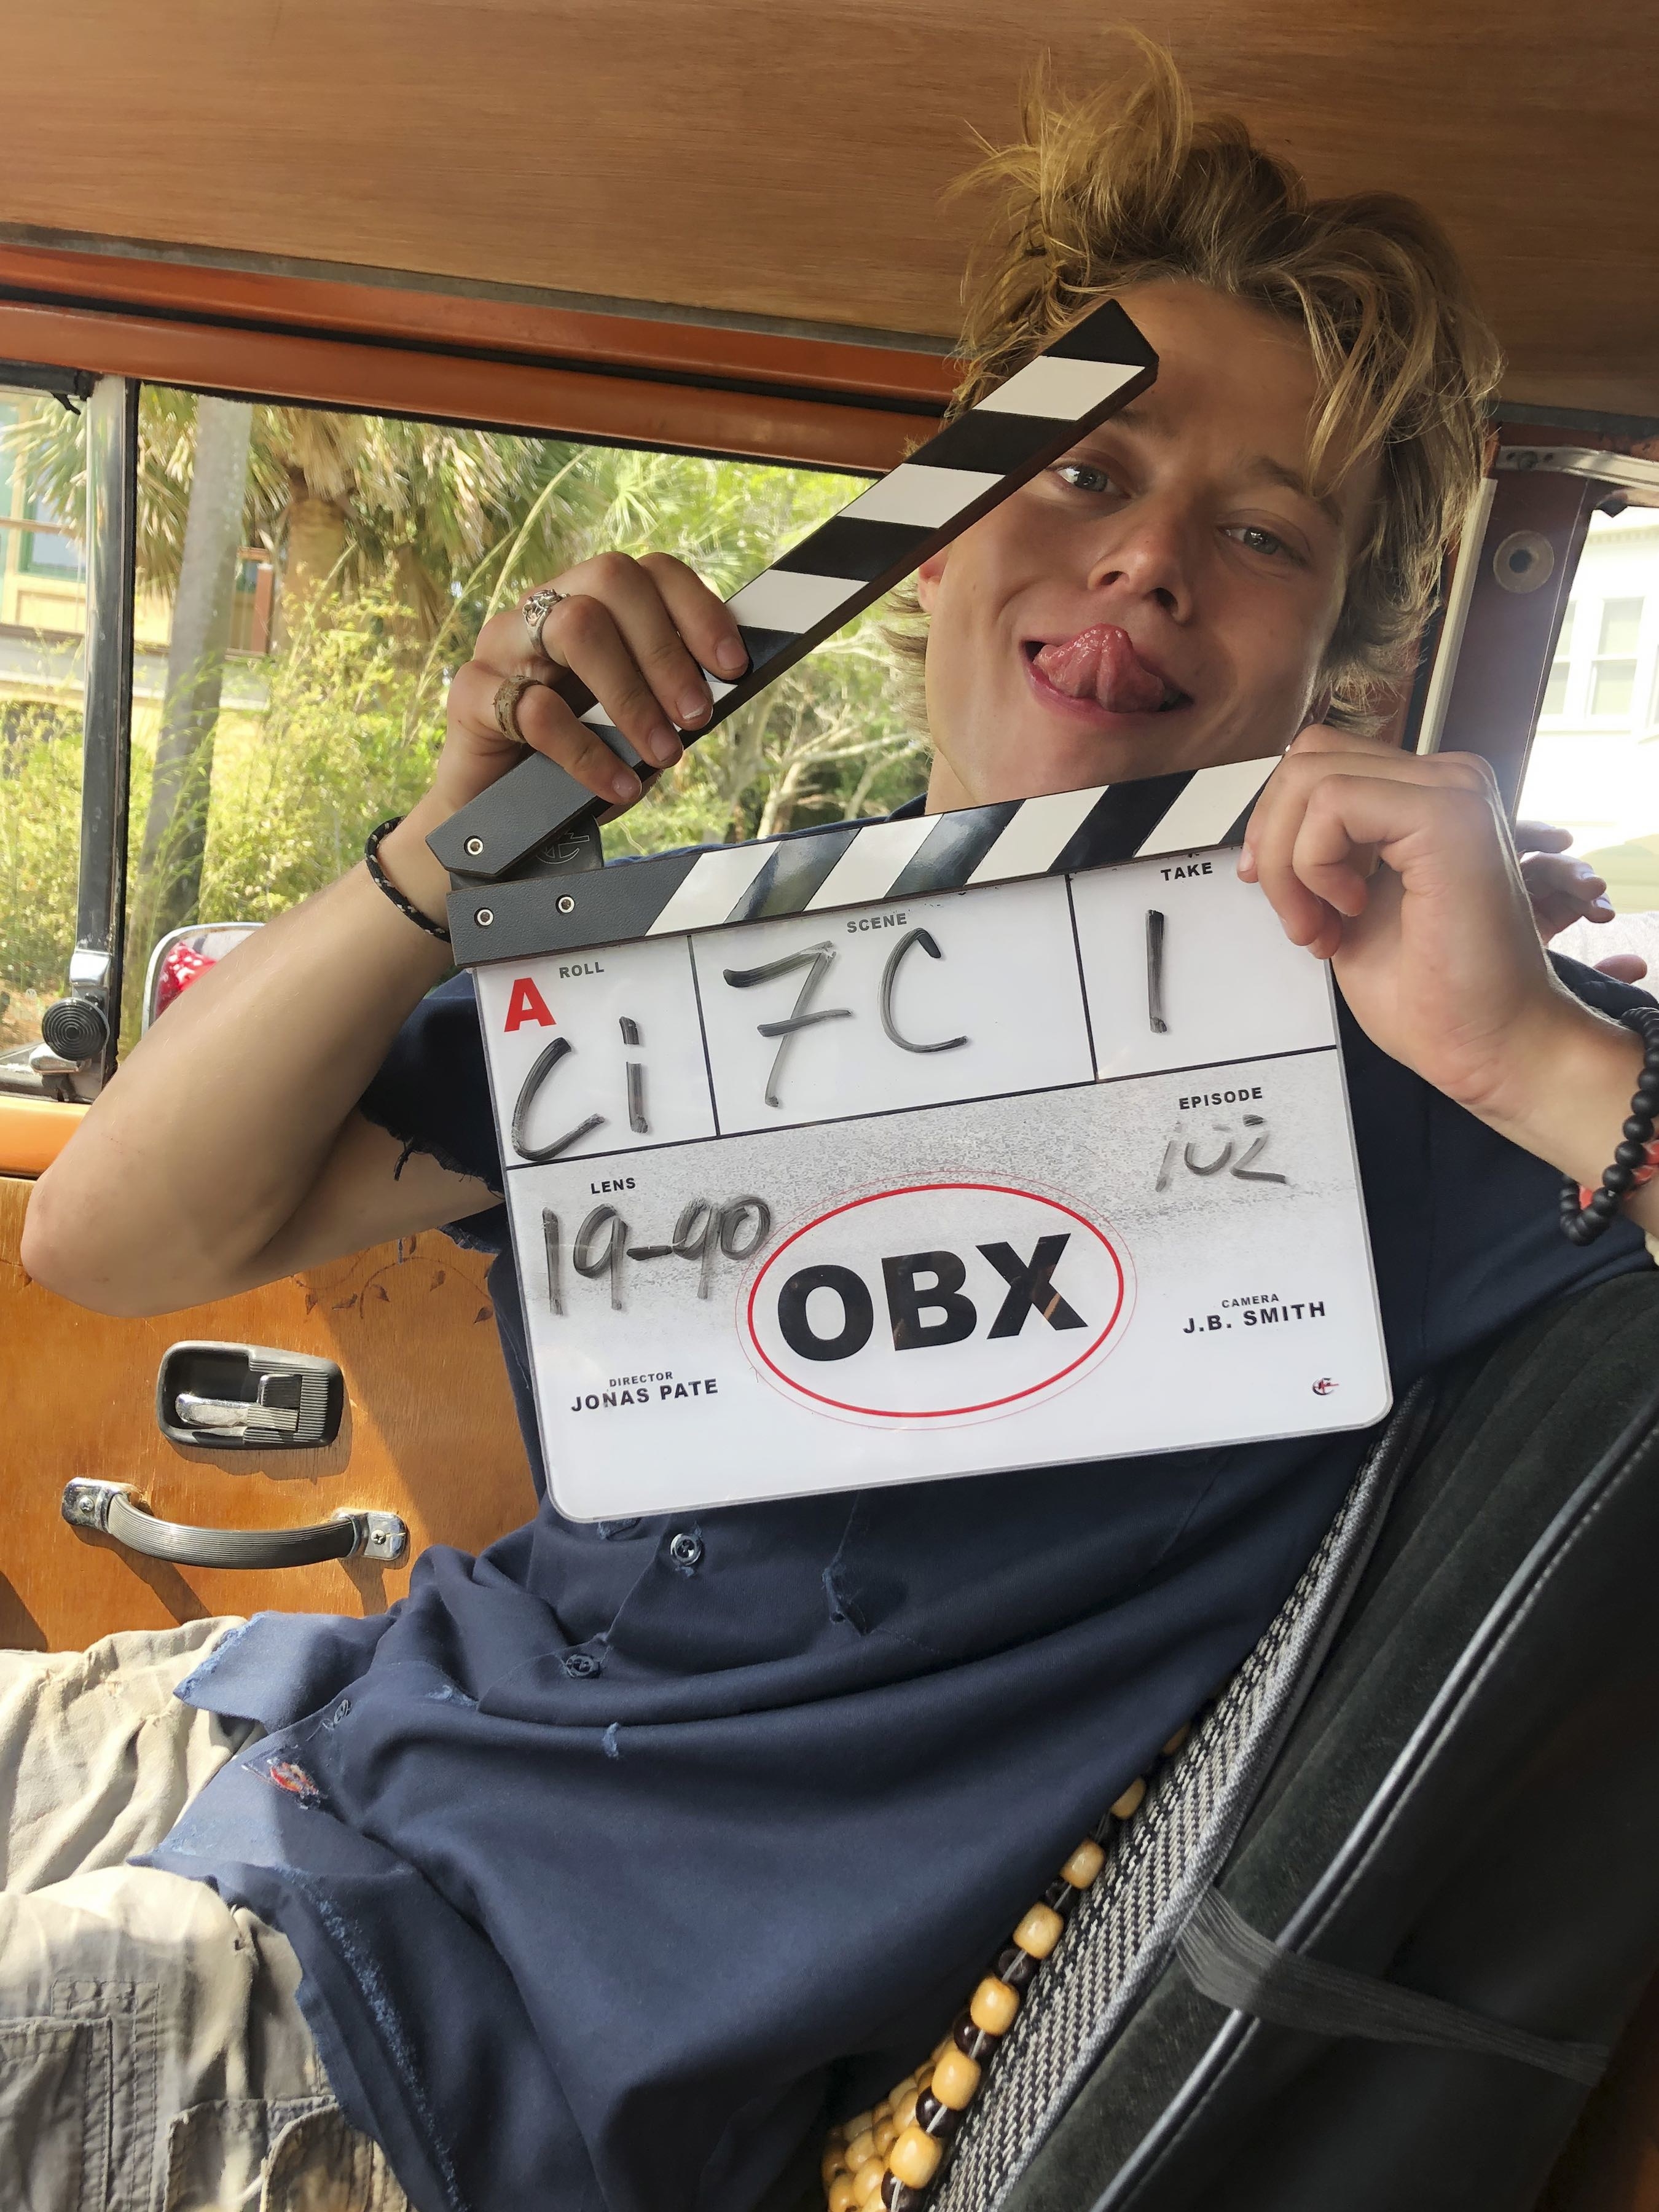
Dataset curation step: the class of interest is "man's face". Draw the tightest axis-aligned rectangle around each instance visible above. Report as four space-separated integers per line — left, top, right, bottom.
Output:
916 280 1380 810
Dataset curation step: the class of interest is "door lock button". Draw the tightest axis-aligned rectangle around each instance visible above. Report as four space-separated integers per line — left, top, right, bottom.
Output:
157 1341 344 1450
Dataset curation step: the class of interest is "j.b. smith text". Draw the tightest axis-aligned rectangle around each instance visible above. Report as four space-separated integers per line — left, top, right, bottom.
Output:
1183 1300 1326 1334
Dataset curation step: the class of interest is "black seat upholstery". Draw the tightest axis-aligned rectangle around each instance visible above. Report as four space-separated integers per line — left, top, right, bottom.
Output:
933 1270 1659 2212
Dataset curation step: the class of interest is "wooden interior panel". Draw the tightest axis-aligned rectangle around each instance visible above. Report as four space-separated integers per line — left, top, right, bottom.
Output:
1 1 1656 417
0 296 925 472
0 243 958 408
0 1096 85 1180
0 1177 534 1651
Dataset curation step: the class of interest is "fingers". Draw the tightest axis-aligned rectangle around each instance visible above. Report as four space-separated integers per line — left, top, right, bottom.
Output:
1596 953 1649 984
1514 818 1574 857
471 554 747 780
637 551 748 684
1285 721 1401 760
1518 850 1614 939
1241 744 1504 959
445 658 645 809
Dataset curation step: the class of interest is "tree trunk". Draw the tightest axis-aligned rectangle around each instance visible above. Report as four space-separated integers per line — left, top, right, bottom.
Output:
134 396 254 953
275 485 349 645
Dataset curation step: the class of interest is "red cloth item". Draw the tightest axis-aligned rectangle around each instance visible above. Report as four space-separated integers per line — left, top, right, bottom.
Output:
154 941 214 1018
1577 1135 1659 1214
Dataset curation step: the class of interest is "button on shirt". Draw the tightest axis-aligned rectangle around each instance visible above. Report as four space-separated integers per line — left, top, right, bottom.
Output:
149 917 1654 2212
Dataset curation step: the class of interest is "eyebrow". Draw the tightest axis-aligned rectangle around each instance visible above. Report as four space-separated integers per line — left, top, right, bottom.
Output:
1239 454 1346 533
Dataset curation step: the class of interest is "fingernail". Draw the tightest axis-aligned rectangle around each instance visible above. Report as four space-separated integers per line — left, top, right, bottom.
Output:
612 769 641 803
715 638 747 677
1592 896 1614 915
646 726 681 767
679 689 712 727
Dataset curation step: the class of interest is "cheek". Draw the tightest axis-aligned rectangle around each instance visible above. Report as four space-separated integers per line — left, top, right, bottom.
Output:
1241 579 1339 700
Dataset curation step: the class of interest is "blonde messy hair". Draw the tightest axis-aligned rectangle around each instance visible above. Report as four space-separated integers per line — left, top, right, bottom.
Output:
895 38 1503 731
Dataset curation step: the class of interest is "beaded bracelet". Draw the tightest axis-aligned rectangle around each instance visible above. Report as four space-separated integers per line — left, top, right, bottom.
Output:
819 1728 1191 2212
364 816 452 944
1559 1004 1659 1245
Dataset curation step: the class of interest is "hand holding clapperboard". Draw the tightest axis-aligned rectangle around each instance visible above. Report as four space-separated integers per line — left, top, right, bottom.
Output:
428 305 1390 1520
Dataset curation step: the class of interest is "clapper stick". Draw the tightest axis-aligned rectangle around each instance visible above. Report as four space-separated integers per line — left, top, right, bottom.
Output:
428 300 1159 890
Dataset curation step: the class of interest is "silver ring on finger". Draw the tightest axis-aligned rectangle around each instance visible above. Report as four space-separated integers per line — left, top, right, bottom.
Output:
522 587 564 656
493 673 539 746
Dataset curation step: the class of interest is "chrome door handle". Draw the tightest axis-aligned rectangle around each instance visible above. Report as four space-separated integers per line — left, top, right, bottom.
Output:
61 1480 408 1570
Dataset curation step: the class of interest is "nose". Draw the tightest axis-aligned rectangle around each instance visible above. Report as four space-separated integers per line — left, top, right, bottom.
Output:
1085 492 1194 622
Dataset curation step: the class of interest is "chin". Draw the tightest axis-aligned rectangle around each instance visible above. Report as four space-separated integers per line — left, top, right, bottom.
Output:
1029 731 1191 799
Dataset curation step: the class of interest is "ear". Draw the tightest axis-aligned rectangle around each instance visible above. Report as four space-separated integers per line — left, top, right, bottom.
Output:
915 547 947 613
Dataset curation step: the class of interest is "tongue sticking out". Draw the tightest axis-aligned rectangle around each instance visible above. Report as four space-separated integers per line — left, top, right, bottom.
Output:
1032 624 1171 716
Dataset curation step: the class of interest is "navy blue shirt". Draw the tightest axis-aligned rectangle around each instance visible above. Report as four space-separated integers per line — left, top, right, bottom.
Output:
151 925 1653 2212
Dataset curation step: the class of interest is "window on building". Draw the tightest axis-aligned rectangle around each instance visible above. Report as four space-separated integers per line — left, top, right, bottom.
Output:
19 485 83 578
1590 597 1643 718
228 554 275 656
1542 603 1575 718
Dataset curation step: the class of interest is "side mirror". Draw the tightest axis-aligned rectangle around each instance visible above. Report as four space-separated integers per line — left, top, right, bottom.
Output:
141 922 263 1032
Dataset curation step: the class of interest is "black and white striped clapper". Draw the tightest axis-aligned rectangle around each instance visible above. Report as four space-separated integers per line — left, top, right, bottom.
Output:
429 299 1160 891
445 754 1278 965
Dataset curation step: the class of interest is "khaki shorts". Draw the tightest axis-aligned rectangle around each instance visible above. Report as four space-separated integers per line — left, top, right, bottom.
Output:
0 1617 409 2211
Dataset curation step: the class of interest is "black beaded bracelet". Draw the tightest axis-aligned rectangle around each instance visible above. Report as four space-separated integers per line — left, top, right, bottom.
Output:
1559 1003 1659 1244
364 816 451 944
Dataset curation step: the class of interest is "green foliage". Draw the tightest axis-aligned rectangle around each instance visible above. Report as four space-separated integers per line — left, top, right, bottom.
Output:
1 412 931 1038
193 587 447 923
0 704 82 997
181 441 927 910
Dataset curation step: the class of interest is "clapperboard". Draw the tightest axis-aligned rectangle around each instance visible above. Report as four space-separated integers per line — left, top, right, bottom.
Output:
431 303 1390 1520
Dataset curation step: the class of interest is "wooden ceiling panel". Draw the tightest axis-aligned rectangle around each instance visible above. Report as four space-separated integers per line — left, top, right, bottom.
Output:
1 0 1653 416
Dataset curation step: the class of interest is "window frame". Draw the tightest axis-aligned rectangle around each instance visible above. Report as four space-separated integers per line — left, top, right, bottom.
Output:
0 274 1656 1139
0 262 953 1121
1424 438 1659 812
1587 594 1647 722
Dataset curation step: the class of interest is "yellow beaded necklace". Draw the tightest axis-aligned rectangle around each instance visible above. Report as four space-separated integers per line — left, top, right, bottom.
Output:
819 1729 1187 2212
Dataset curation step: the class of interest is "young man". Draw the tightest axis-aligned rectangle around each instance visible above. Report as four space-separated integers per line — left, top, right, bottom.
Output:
16 50 1658 2212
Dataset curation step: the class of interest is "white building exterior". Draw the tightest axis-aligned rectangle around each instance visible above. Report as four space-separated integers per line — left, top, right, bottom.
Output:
1519 504 1659 917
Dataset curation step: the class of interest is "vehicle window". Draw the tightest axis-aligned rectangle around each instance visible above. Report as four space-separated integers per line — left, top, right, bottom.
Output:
1521 504 1659 938
0 383 87 1080
110 391 925 1040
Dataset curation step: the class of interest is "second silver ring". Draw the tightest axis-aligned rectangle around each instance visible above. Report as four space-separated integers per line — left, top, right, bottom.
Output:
522 587 565 656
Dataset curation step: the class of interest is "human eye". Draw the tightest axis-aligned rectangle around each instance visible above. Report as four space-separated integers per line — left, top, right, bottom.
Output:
1224 522 1304 565
1052 460 1120 496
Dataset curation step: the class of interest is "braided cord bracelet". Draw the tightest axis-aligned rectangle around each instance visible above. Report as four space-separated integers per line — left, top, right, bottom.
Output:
1560 1003 1659 1244
364 816 452 944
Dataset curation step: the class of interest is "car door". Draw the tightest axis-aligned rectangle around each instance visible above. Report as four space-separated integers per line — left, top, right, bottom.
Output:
0 345 927 1650
0 366 538 1648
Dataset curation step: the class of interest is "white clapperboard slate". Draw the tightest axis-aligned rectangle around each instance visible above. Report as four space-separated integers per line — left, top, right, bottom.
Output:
429 303 1390 1520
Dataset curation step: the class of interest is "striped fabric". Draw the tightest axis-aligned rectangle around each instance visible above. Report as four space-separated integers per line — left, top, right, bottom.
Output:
445 755 1279 965
429 300 1158 885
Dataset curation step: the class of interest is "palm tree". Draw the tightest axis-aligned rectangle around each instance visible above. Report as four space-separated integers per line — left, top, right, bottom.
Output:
7 394 612 963
131 396 254 952
2 400 928 1017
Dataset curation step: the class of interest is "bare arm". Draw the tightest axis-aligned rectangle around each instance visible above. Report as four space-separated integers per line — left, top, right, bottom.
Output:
23 552 745 1317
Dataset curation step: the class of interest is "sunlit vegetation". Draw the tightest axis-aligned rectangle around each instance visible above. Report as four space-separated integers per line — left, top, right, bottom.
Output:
0 394 927 1041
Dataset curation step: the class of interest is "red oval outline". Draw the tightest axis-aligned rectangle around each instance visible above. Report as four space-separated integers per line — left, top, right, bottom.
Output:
743 1182 1127 1419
